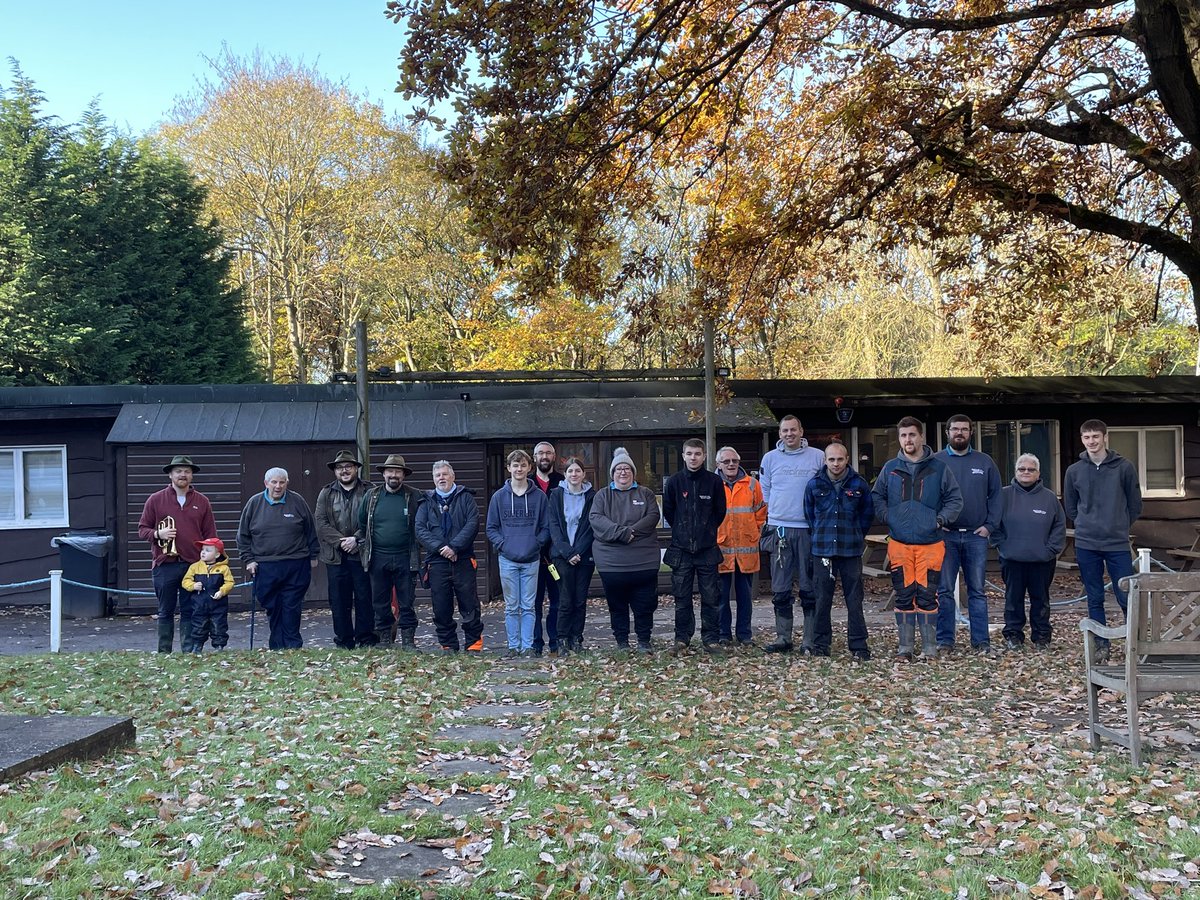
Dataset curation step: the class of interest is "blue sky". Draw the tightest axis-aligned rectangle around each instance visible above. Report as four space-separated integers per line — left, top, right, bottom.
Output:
1 0 417 134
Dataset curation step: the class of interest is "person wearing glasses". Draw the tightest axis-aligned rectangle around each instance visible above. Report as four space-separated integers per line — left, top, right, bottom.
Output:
992 454 1065 650
314 450 375 649
935 415 1002 655
715 448 766 646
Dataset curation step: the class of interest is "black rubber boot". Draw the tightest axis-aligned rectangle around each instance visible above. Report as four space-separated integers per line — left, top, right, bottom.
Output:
157 616 175 654
764 613 794 653
919 616 938 659
895 612 915 661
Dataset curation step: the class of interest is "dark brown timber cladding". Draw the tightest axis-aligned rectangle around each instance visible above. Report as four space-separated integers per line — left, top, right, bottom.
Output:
118 443 488 615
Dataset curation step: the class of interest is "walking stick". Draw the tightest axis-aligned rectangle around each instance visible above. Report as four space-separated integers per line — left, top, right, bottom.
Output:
248 579 257 650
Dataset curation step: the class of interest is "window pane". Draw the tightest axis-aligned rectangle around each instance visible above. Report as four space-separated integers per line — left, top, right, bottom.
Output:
1145 430 1179 491
856 427 899 483
979 422 1014 482
0 451 14 522
1107 431 1139 470
1018 421 1056 489
23 450 65 520
555 442 596 482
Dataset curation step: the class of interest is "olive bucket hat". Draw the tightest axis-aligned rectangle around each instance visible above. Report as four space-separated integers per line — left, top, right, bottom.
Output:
327 450 363 470
377 454 414 476
162 455 199 473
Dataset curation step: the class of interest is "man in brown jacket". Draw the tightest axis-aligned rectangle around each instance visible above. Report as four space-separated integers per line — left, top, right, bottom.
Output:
315 450 374 648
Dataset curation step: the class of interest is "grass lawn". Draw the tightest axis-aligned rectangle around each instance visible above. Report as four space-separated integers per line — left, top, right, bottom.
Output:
1 637 1198 898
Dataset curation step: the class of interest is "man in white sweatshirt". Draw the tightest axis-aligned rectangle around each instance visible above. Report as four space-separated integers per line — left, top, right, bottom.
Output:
759 415 827 653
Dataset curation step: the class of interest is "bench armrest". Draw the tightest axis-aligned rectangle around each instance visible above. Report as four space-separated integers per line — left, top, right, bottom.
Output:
1078 618 1126 641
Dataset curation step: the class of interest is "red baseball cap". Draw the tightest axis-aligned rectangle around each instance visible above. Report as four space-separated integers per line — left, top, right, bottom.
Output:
194 537 225 554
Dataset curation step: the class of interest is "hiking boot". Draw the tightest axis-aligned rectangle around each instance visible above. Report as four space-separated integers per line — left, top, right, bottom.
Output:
400 628 418 652
502 648 519 659
702 642 724 655
635 641 653 655
851 649 872 662
1093 643 1111 665
672 640 689 655
518 648 535 658
1003 637 1023 651
937 643 954 658
439 645 458 655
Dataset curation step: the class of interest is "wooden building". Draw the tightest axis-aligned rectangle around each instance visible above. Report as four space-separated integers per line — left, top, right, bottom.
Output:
2 375 1198 614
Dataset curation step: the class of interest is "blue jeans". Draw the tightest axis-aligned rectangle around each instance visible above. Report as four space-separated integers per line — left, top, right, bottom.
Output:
936 530 990 647
499 557 538 650
719 571 753 642
1076 546 1133 648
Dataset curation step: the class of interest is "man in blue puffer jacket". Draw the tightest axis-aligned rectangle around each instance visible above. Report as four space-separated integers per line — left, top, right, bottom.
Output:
871 417 963 660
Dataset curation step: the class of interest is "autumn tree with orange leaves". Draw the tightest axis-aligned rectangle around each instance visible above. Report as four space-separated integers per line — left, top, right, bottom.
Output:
387 0 1200 370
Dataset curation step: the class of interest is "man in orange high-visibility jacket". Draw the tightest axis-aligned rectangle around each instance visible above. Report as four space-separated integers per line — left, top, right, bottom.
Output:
716 447 767 646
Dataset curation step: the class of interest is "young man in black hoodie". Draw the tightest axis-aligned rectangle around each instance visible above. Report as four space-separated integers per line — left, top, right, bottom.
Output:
663 439 728 653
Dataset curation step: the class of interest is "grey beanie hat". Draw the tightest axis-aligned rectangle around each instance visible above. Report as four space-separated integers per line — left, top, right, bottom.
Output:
609 446 637 478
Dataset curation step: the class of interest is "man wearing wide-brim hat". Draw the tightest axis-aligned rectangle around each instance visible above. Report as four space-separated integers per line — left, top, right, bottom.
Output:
356 454 424 647
314 450 375 649
136 454 217 652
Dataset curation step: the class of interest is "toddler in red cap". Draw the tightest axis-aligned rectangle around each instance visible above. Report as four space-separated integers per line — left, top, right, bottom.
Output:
182 538 235 651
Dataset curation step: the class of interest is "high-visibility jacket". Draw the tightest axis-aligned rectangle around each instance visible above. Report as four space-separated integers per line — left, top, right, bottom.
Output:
717 470 767 573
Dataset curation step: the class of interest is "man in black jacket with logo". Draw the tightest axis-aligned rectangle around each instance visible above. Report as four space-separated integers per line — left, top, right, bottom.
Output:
663 439 728 653
415 460 483 654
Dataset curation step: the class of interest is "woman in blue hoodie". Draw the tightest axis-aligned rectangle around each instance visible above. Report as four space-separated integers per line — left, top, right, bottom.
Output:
548 457 595 656
486 449 550 657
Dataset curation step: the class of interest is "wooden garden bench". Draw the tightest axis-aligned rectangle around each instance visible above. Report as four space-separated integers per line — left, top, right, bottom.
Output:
1080 572 1200 766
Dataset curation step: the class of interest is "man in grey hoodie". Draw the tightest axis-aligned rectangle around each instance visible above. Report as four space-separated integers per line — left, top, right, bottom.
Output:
1063 419 1142 663
759 415 828 653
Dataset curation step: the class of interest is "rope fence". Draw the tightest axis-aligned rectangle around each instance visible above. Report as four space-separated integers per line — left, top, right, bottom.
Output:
0 549 1177 653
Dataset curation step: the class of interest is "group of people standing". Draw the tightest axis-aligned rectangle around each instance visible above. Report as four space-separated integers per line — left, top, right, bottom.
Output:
137 414 1142 661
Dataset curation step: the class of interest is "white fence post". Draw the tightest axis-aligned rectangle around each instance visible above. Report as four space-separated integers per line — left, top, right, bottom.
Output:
49 569 62 653
1137 548 1151 574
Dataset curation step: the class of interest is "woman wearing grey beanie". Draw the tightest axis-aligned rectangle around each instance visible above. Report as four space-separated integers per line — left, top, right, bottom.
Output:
588 447 663 652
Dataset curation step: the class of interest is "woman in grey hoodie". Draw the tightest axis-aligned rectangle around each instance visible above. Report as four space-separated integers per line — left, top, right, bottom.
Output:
548 457 595 655
589 448 662 651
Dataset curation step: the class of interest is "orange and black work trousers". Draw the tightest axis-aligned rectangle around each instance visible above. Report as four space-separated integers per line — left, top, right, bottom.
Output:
886 538 945 614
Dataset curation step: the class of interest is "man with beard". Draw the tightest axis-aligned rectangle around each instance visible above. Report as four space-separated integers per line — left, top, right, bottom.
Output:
315 450 374 649
872 417 963 660
530 441 564 655
138 455 217 653
935 415 1002 655
358 454 424 649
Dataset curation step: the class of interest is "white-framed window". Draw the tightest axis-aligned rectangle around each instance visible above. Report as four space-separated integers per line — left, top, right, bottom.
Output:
1106 427 1184 497
0 446 69 529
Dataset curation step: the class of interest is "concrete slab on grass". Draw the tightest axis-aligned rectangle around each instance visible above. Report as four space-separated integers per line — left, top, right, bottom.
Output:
460 703 545 719
424 758 508 777
483 682 553 697
0 715 135 781
340 841 454 883
435 724 526 745
384 792 496 818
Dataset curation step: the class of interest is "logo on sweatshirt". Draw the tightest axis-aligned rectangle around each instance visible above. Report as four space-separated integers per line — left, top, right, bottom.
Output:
1033 509 1047 515
971 467 985 476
